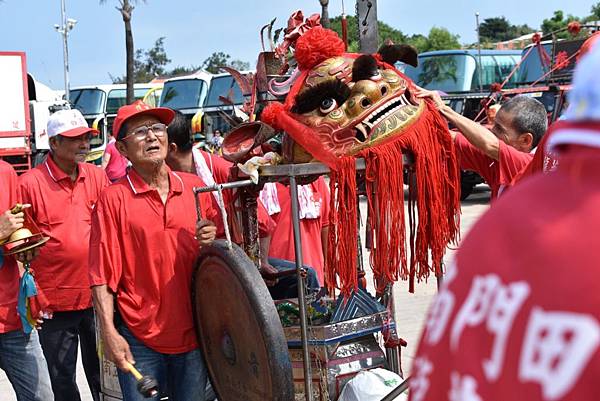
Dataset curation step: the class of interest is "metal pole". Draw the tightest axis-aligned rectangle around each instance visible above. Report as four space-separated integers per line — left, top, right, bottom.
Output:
60 0 70 102
356 0 379 54
475 12 483 92
380 376 410 401
289 176 313 401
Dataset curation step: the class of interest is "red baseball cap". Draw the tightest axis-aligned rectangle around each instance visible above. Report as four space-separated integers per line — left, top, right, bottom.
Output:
113 100 175 139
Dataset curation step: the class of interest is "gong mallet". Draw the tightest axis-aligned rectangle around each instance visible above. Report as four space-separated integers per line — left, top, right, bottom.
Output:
123 361 159 398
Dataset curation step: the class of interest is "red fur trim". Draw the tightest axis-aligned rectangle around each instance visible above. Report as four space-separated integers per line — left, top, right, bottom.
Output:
295 27 345 71
260 102 285 131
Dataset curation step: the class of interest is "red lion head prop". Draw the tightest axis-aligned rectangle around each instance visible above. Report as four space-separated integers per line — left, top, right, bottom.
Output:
260 25 460 296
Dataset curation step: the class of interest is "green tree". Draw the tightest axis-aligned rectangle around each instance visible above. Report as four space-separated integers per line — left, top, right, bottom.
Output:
591 2 600 20
541 10 581 39
101 0 146 104
201 52 250 74
406 34 429 53
111 37 171 83
420 27 461 52
329 15 407 53
479 17 512 42
329 16 459 53
144 37 170 77
479 17 534 43
167 65 201 77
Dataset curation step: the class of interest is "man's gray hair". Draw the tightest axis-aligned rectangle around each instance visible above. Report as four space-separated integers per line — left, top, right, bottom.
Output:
499 95 548 148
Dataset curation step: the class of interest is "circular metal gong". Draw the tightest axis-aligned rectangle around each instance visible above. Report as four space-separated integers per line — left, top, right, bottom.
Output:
192 240 294 401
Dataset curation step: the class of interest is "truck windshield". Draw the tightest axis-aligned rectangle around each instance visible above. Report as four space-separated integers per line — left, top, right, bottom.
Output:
204 76 245 107
70 89 105 115
160 79 206 110
516 43 564 84
106 88 153 115
404 53 520 93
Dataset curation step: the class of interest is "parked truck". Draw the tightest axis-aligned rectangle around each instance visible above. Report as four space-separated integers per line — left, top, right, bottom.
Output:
69 82 163 164
0 51 68 173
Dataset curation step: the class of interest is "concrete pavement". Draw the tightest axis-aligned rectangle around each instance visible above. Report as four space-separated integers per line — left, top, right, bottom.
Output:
0 186 491 400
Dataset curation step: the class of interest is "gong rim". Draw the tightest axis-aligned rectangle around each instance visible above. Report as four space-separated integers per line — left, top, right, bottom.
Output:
192 240 294 401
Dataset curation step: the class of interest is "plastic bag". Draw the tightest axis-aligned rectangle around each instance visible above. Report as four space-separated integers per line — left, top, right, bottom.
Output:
337 368 408 401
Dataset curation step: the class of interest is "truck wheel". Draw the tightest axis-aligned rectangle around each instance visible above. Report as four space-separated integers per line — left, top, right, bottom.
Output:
460 181 474 200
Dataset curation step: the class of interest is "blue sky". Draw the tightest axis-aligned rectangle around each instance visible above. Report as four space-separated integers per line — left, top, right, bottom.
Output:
0 0 594 89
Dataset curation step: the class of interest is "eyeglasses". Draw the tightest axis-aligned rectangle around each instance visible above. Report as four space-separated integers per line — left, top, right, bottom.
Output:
123 123 167 141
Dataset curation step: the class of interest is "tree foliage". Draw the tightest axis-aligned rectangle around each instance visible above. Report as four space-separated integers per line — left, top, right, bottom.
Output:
201 52 250 74
111 41 251 83
111 37 171 83
419 27 461 52
329 15 459 53
479 17 534 42
591 2 600 20
541 10 581 39
329 15 406 52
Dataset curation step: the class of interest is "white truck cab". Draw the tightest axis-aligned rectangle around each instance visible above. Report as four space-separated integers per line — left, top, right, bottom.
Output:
69 83 163 164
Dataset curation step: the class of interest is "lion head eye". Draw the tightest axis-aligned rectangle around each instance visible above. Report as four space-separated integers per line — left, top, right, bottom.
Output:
319 98 338 114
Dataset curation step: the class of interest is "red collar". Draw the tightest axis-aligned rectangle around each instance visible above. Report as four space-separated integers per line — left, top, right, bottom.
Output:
44 155 87 183
125 165 184 196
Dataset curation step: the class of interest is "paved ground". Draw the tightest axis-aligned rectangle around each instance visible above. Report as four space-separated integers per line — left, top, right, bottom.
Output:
0 186 491 400
390 186 490 376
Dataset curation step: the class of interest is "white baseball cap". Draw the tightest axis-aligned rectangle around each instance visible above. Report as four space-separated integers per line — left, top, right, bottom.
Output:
47 109 99 138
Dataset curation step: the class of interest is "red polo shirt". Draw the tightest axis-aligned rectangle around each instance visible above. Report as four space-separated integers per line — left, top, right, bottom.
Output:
268 177 330 285
19 155 109 312
455 133 533 200
89 168 215 354
0 161 21 333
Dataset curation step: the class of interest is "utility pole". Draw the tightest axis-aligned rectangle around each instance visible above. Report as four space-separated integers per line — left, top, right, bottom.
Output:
54 0 77 102
356 0 378 53
475 12 484 92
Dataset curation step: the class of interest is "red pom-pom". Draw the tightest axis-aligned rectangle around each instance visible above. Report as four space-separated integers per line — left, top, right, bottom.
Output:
490 82 502 93
294 27 345 70
532 32 541 45
260 102 285 131
568 21 581 36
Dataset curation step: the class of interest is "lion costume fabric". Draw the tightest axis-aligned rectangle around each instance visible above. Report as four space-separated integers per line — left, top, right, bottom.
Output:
260 24 460 296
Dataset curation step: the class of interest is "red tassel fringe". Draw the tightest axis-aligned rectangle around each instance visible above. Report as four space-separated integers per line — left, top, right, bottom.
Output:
325 102 460 296
326 156 358 294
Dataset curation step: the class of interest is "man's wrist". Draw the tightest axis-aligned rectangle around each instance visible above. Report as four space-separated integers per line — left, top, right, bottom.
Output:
100 322 119 337
440 104 455 118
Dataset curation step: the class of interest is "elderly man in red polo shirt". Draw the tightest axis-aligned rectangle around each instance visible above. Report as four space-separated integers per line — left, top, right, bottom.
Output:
89 101 217 401
19 109 108 401
409 45 600 401
417 90 547 200
0 161 54 400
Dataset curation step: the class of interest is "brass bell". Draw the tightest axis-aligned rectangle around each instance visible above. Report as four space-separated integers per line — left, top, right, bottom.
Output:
1 204 49 255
